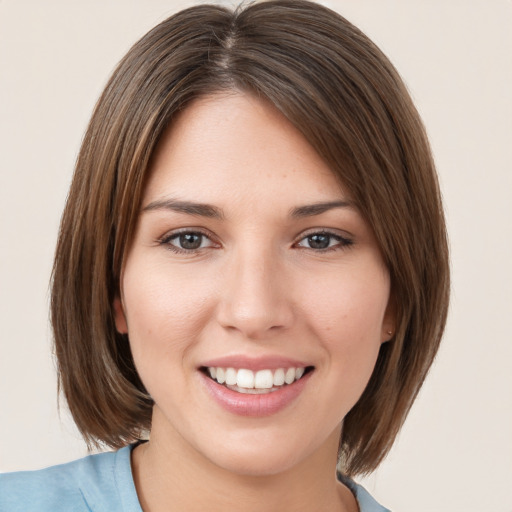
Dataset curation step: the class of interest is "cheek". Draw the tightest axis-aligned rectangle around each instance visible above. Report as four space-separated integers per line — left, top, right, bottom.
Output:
302 268 389 373
121 263 215 373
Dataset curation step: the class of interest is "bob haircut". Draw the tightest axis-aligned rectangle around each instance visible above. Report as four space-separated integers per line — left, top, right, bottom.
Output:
51 0 449 476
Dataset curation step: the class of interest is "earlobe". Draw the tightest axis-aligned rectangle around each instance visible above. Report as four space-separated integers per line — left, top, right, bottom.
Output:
381 297 396 343
113 297 128 334
382 328 394 343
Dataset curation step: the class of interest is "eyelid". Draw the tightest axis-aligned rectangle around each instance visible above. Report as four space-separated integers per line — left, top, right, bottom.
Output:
158 227 220 253
156 227 353 253
296 226 353 239
293 228 354 250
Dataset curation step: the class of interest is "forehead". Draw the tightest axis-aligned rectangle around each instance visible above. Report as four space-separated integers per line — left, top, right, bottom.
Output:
143 92 348 209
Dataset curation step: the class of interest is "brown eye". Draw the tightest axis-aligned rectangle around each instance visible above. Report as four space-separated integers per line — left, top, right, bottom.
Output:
177 233 203 250
162 231 216 253
307 234 331 249
296 231 353 251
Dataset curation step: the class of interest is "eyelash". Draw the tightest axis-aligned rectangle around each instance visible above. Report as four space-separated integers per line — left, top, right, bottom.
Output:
295 230 353 252
158 229 353 255
158 229 217 255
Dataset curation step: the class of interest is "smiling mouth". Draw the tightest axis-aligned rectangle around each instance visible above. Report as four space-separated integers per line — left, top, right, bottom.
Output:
201 366 314 394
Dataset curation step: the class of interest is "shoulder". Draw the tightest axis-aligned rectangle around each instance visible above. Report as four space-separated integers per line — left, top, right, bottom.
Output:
0 445 140 512
338 473 391 512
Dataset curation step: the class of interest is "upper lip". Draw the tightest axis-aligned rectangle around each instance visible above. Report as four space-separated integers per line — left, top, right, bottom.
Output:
200 355 311 372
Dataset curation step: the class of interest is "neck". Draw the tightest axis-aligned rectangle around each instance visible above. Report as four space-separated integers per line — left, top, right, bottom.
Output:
131 412 357 512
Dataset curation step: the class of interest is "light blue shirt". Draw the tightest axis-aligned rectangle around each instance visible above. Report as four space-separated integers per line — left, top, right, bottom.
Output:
0 445 390 511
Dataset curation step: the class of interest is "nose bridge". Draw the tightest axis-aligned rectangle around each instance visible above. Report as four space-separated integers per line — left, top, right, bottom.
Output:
218 241 292 338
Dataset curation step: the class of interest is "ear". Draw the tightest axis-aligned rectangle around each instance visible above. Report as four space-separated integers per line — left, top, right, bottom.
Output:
113 297 128 334
381 296 396 343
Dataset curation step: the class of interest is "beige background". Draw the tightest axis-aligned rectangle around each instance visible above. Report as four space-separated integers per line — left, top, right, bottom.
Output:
1 1 511 510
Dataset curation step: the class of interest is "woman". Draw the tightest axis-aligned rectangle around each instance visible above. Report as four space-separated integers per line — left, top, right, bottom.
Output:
0 1 449 510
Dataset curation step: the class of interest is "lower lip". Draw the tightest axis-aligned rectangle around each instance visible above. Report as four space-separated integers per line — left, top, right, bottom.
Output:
200 371 312 417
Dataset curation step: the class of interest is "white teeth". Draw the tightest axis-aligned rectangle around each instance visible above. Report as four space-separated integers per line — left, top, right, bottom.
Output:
225 384 279 394
206 366 308 391
254 369 273 389
273 368 285 386
284 368 296 385
237 369 255 388
216 367 226 384
225 368 237 386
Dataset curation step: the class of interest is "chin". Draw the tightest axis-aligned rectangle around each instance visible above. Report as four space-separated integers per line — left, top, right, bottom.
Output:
197 428 321 478
209 447 302 477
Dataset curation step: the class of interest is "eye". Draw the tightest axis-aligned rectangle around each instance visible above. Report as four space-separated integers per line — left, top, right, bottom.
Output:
295 231 352 251
160 230 217 253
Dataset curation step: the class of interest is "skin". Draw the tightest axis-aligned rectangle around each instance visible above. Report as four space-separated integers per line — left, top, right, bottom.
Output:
114 91 394 512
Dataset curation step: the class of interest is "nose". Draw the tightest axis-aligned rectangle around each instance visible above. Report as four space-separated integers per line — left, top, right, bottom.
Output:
216 247 294 340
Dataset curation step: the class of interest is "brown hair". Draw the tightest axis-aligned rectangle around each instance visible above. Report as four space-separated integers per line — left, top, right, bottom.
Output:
51 0 449 475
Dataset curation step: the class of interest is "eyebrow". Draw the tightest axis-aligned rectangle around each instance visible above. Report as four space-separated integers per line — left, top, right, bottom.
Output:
142 198 353 219
142 198 225 219
289 200 354 218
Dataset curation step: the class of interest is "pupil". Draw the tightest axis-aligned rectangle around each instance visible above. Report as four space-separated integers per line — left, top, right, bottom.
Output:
180 233 201 249
309 234 330 249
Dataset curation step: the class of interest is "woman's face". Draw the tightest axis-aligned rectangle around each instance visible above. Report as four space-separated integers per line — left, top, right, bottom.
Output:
115 92 394 476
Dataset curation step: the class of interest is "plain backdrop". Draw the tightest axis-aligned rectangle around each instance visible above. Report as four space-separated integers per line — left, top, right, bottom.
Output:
1 1 511 511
